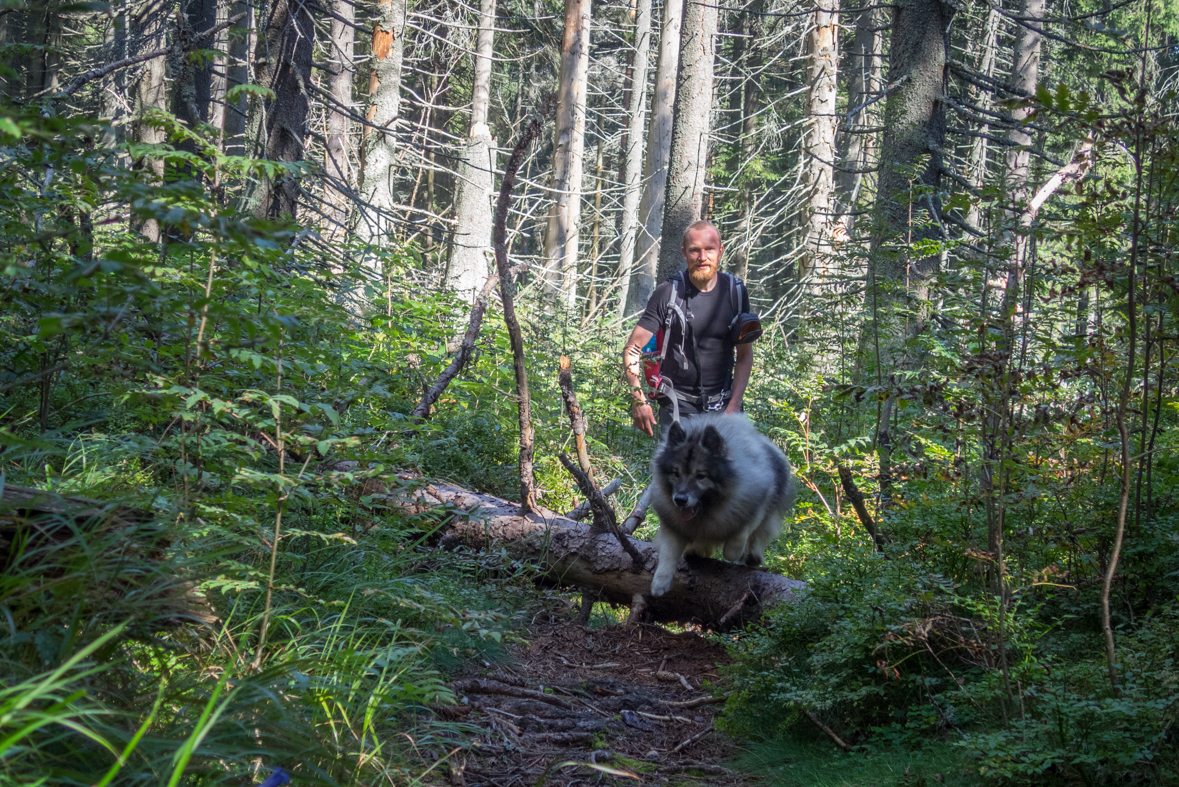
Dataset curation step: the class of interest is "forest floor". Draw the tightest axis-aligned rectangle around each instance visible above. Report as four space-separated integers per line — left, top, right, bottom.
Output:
442 607 754 787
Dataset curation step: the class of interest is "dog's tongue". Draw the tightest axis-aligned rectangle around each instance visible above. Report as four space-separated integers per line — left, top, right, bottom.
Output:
678 504 699 523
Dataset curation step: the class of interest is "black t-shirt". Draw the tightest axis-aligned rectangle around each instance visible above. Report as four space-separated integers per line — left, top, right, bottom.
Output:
636 273 749 397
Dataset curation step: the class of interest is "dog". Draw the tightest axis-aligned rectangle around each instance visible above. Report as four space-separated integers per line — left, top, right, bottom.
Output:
648 414 795 597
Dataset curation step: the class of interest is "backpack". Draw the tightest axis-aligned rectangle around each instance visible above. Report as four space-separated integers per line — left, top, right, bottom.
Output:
640 271 760 406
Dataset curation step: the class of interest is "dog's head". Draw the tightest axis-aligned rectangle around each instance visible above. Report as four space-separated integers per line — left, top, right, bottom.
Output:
655 421 733 523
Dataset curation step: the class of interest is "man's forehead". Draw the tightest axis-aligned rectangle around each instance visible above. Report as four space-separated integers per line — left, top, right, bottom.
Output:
684 227 721 247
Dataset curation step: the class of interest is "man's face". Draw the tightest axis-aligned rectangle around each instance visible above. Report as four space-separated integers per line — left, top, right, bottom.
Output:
683 226 724 289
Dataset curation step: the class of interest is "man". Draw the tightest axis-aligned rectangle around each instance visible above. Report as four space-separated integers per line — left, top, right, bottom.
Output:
622 221 756 436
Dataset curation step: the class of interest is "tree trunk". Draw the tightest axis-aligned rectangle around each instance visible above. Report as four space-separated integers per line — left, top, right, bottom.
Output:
624 0 683 317
543 0 592 310
861 0 955 373
964 4 1000 229
221 0 251 156
132 1 168 243
25 0 61 98
614 0 652 318
656 0 717 284
248 0 314 219
408 480 808 629
834 4 882 236
358 0 407 246
799 0 840 283
323 0 356 239
728 0 763 282
446 0 497 303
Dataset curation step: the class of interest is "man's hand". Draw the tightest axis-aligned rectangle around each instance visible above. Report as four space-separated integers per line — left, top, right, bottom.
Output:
632 401 657 437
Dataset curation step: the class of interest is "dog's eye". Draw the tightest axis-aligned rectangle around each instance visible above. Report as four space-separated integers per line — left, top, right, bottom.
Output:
695 472 708 481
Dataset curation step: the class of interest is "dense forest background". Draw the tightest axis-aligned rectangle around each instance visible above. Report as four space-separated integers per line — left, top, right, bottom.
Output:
0 0 1177 782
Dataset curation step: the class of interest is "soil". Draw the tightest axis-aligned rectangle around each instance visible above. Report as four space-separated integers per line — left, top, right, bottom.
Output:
441 607 757 787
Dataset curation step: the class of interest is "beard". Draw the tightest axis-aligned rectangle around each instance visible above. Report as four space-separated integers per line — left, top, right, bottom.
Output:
687 264 717 289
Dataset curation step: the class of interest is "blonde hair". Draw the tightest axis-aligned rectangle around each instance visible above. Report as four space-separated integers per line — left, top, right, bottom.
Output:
681 220 721 249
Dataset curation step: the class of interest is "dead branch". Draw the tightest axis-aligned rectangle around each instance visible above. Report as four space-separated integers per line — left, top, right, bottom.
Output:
493 114 547 513
669 725 713 754
566 478 622 520
56 13 247 99
453 679 574 711
836 465 889 553
558 453 643 571
804 710 852 752
557 355 593 478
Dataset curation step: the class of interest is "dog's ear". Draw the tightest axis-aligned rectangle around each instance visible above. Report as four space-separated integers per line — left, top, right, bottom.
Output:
701 425 724 453
667 421 687 446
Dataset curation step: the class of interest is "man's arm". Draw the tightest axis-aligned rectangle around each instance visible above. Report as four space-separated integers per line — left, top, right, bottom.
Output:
623 324 658 436
725 342 753 414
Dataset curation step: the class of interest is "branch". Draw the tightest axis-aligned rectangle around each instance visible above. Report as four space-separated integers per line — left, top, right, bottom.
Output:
55 13 247 99
558 453 644 572
836 465 889 553
1024 138 1095 222
557 355 592 479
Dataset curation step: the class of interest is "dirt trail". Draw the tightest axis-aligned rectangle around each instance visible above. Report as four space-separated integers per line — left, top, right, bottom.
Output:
443 612 754 787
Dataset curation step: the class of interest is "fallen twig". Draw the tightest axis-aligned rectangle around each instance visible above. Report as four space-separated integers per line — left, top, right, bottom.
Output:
717 589 753 628
664 694 728 708
452 679 574 711
669 725 714 755
804 709 852 752
618 487 651 535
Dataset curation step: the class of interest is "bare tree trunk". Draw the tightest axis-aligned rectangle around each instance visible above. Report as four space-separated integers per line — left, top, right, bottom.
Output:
221 0 251 156
964 4 1000 229
985 0 1044 588
655 0 717 283
25 0 61 98
446 0 497 303
834 4 882 235
247 0 314 219
358 0 407 247
728 0 763 282
323 0 356 239
583 133 605 321
132 1 168 243
624 0 682 316
543 0 592 310
799 0 840 283
614 0 652 318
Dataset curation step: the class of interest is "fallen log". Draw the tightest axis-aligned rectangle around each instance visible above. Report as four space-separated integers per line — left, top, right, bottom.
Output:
409 479 806 629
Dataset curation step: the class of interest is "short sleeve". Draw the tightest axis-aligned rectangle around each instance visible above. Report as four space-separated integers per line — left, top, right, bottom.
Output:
635 281 675 335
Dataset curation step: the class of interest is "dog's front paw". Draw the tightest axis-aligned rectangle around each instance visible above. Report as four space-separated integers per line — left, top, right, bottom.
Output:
650 571 673 597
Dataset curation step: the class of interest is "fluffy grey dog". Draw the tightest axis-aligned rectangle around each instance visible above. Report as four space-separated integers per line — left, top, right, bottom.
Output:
648 414 795 597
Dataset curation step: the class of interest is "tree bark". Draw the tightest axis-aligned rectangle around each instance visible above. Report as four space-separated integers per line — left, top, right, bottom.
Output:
799 0 840 282
543 0 592 310
964 4 1000 230
220 0 251 156
624 0 682 317
614 0 652 318
834 4 882 236
132 0 167 243
447 0 497 303
358 0 407 246
411 480 807 629
248 0 314 220
323 0 356 239
861 0 955 374
656 0 718 284
728 0 764 282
